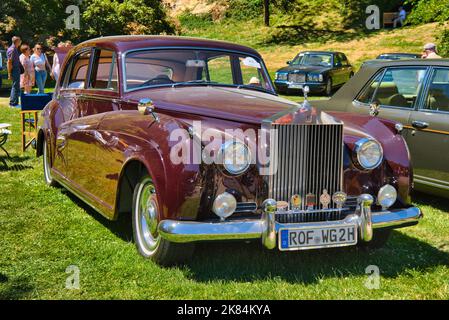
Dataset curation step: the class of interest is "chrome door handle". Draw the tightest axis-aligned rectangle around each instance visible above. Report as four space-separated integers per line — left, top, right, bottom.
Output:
412 121 429 129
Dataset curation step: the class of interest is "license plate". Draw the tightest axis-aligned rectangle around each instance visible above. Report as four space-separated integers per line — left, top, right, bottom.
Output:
279 225 357 251
288 83 303 89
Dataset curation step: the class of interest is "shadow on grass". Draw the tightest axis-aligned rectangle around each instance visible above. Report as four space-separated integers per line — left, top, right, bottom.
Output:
414 191 449 213
62 190 133 243
58 183 449 285
0 155 33 172
0 273 34 299
185 231 449 284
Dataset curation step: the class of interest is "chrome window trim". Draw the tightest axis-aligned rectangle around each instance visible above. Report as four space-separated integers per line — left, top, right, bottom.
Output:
120 46 276 95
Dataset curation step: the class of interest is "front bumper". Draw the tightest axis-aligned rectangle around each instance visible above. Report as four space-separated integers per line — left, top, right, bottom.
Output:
158 195 422 249
274 80 326 92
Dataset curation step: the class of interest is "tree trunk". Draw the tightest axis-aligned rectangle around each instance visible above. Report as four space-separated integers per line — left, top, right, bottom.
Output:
264 0 270 26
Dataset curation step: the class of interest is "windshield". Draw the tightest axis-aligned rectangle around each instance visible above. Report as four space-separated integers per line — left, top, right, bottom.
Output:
291 53 332 67
124 49 274 93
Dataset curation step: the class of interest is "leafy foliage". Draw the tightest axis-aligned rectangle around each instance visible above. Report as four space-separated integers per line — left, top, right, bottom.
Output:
0 0 175 47
406 0 449 25
437 29 449 58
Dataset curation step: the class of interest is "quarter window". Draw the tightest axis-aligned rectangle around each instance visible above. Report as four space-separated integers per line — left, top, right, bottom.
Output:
67 50 91 89
424 68 449 112
357 67 427 108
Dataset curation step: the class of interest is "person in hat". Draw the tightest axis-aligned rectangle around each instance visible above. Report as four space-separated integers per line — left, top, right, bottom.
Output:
422 43 442 59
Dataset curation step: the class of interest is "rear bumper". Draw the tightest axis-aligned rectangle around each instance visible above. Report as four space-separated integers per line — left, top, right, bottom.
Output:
158 200 422 249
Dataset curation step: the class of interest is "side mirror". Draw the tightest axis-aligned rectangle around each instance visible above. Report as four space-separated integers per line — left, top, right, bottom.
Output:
286 60 291 65
138 98 159 122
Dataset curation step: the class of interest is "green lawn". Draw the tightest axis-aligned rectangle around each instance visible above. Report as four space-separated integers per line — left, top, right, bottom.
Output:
0 98 448 299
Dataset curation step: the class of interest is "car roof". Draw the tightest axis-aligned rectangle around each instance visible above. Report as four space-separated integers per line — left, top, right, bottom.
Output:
75 35 261 57
362 59 449 68
299 51 339 55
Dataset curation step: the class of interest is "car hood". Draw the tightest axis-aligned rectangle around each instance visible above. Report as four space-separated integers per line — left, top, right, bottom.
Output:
127 86 303 124
276 65 331 73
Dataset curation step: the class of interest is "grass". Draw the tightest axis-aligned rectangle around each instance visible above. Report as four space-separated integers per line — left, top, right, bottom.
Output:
0 96 448 299
181 18 442 72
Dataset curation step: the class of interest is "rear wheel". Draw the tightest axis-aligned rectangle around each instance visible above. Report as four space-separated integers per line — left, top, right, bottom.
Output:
359 229 392 250
43 138 57 186
132 175 194 266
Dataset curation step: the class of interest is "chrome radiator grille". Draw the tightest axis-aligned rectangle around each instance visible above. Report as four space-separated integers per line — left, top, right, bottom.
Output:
288 73 306 83
269 123 344 210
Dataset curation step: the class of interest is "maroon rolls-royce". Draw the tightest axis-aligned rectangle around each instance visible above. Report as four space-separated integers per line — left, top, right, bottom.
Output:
37 36 422 265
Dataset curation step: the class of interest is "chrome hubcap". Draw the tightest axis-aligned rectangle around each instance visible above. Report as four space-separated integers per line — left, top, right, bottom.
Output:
43 140 52 183
136 181 160 253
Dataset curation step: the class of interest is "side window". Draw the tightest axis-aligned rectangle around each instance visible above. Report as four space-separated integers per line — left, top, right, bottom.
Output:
90 49 118 91
239 56 269 89
357 71 383 104
206 56 233 84
424 68 449 112
358 68 427 108
340 54 349 66
68 50 91 89
334 55 341 67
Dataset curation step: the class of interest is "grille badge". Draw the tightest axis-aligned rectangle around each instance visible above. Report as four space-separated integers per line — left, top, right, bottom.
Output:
332 191 347 209
291 194 301 210
306 193 316 210
276 201 289 212
320 189 331 209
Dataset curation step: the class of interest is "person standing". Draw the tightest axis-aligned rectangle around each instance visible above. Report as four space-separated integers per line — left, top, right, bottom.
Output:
7 36 22 107
422 43 442 59
19 44 35 94
30 43 51 93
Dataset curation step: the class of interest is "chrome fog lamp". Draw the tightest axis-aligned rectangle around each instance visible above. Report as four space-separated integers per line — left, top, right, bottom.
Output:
221 140 251 175
377 184 397 210
354 138 383 170
213 192 237 221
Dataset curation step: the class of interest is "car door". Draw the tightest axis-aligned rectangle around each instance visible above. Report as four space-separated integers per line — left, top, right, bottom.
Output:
332 54 344 86
408 67 449 195
352 66 429 125
83 48 122 211
340 53 353 83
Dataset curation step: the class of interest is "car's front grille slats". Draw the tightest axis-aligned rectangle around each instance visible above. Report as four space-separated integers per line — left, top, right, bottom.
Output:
288 73 306 83
269 123 344 214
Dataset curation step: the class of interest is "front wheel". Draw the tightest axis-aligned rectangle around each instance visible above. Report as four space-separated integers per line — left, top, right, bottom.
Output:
43 138 58 186
132 176 194 266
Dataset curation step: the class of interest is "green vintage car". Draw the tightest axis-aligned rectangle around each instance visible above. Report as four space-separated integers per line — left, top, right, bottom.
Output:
314 59 449 198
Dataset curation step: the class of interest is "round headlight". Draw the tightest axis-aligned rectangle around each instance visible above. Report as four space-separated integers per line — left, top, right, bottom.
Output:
213 192 237 221
221 140 251 175
355 138 383 170
377 184 397 210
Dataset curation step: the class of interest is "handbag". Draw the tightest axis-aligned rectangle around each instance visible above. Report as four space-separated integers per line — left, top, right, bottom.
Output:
19 63 24 74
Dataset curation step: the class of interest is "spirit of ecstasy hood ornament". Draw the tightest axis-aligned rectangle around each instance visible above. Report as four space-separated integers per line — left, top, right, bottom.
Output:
301 85 311 111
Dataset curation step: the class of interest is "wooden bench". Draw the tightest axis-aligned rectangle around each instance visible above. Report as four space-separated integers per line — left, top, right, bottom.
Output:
383 12 397 28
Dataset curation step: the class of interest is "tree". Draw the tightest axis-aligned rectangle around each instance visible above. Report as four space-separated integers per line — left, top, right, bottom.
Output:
264 0 270 26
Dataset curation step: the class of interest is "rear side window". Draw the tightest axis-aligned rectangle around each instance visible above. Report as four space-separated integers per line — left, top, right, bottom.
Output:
89 49 118 91
357 67 427 108
423 68 449 112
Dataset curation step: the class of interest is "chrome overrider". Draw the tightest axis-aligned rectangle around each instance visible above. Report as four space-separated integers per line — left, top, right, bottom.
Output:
158 194 422 248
